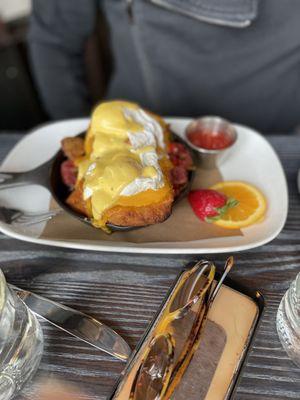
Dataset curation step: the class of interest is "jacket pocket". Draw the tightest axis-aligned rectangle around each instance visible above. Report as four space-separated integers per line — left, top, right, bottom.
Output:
149 0 258 28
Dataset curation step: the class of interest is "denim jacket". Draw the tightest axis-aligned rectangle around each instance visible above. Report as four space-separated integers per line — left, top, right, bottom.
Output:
29 0 300 132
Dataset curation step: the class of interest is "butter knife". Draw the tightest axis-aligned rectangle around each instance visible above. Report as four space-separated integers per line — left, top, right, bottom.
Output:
9 284 131 362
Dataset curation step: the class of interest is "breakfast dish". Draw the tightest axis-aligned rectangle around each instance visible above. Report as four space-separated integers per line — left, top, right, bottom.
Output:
0 118 288 253
59 101 193 232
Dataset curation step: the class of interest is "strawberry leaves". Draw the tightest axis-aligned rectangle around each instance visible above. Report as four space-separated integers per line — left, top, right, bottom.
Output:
205 198 239 222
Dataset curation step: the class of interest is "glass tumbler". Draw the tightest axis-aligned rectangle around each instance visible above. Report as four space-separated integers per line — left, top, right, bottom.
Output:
276 272 300 367
0 270 43 400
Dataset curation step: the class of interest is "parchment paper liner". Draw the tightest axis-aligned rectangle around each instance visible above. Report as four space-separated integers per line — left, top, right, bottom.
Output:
40 165 242 243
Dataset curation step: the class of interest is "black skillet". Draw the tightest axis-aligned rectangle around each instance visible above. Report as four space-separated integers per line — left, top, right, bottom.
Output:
0 132 195 232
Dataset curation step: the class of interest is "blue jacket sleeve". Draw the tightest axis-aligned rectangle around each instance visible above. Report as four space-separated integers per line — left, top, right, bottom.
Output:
28 0 98 119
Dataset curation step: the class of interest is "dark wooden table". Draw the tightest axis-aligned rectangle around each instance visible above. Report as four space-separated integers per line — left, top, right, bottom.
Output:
0 133 300 400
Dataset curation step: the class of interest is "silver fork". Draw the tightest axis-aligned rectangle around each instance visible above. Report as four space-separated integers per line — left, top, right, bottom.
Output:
0 206 61 226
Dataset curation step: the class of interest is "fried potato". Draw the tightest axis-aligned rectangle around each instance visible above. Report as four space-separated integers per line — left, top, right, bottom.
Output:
66 182 91 217
61 137 85 161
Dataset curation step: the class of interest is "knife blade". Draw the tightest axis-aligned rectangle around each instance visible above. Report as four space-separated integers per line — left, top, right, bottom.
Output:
9 284 131 362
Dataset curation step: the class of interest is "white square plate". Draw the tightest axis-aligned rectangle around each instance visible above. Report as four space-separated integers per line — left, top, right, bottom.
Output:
0 118 288 254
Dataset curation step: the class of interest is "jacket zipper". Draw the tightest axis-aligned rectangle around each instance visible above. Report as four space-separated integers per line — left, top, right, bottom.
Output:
126 0 134 23
150 0 251 28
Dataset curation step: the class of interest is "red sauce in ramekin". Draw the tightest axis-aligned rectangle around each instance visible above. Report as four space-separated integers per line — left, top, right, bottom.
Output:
187 129 234 150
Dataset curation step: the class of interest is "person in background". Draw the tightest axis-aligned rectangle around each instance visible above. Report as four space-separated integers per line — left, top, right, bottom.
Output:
28 0 300 133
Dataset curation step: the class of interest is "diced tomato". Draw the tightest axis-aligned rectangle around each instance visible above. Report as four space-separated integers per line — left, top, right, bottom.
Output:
168 142 193 169
170 166 188 186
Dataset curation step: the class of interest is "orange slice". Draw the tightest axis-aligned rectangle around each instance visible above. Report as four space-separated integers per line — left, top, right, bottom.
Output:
209 181 267 229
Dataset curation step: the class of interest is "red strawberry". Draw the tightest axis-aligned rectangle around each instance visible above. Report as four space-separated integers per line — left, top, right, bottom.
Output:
188 189 238 222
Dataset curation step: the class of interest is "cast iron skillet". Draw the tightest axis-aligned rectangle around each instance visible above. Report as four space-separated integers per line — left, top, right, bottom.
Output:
0 132 196 232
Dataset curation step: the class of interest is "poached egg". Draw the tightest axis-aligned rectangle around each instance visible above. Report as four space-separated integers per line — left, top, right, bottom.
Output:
77 101 173 228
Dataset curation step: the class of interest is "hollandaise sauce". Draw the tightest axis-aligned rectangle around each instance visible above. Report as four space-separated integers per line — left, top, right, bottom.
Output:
76 100 172 230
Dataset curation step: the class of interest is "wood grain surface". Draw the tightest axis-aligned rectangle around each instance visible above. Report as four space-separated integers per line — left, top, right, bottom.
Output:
0 134 300 400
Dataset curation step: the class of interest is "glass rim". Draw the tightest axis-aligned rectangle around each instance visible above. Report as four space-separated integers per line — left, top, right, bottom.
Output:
0 269 7 316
